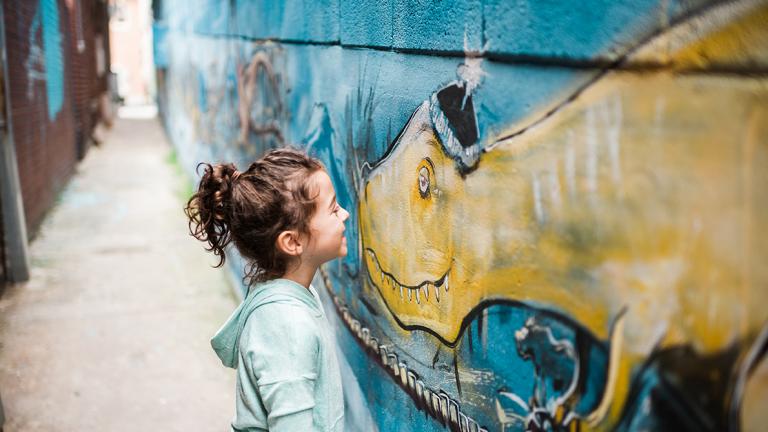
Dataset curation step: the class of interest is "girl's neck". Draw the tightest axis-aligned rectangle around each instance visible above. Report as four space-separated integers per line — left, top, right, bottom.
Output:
280 260 318 290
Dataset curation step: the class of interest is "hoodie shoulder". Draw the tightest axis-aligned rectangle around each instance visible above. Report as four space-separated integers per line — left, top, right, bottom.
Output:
239 301 320 359
210 279 319 369
246 300 318 334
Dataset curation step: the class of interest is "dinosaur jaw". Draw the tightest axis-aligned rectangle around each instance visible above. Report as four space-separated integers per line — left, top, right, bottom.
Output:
363 246 460 334
365 248 451 305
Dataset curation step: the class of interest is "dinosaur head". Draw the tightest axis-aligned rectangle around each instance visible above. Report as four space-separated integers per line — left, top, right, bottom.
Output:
359 83 481 340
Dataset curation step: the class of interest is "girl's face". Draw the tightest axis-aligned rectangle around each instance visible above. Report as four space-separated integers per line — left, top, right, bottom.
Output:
303 170 349 264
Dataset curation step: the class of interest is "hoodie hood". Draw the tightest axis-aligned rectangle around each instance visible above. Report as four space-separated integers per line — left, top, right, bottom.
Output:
211 278 323 369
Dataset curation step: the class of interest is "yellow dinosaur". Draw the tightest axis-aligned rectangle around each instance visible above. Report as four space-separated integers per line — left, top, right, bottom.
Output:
358 0 768 428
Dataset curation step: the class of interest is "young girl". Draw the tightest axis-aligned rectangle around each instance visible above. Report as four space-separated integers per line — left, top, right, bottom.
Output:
185 148 348 431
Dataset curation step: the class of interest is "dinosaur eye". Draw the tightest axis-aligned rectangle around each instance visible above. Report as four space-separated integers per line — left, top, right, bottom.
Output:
418 166 430 198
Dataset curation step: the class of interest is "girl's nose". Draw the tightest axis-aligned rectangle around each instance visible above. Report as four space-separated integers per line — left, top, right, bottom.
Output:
341 207 350 222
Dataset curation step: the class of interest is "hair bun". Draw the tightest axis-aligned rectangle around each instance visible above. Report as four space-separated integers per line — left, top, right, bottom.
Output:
207 163 239 221
185 162 241 267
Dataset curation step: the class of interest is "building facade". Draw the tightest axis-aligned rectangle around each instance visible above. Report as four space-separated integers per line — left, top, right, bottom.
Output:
0 0 111 287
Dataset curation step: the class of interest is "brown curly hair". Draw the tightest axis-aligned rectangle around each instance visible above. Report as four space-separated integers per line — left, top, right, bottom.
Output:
184 148 324 287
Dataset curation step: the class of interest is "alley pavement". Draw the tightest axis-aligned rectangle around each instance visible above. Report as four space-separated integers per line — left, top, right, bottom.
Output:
0 109 238 431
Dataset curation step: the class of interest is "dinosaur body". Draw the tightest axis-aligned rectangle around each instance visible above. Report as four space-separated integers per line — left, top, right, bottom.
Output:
358 2 768 428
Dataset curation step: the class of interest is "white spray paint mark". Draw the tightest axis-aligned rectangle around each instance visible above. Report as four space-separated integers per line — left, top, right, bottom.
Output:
458 58 485 110
607 95 623 188
548 161 562 211
565 131 576 200
532 173 545 224
585 107 598 194
458 31 489 109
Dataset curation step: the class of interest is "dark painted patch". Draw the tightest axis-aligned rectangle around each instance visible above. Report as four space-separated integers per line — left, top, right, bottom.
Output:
436 84 478 149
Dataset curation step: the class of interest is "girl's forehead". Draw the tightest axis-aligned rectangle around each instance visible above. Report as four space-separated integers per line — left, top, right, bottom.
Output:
309 170 334 198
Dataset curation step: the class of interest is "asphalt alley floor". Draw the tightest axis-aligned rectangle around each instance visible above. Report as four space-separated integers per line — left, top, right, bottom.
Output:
0 109 238 431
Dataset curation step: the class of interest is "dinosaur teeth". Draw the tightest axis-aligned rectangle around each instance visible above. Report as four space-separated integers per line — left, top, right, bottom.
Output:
367 248 450 305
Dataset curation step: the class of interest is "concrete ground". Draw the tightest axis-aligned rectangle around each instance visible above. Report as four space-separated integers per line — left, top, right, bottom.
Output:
0 110 238 431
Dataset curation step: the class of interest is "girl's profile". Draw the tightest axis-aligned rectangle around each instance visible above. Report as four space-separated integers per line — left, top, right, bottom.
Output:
185 148 348 431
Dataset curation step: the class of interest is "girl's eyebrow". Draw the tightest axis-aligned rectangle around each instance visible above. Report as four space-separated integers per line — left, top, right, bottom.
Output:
328 194 337 210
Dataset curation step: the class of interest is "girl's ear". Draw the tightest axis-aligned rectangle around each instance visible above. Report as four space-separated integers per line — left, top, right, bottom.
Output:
276 230 303 256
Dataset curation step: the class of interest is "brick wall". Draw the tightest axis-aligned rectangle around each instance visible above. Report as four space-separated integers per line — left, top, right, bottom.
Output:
2 0 108 239
68 0 109 160
4 0 77 238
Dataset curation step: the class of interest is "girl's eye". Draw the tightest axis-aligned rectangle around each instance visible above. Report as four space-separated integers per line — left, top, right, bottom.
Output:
418 166 430 198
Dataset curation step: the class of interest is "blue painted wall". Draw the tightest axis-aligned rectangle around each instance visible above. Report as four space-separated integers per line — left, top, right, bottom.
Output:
156 1 768 431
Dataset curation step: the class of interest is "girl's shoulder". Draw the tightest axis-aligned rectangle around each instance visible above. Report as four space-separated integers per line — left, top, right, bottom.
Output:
239 302 320 360
238 278 323 344
242 300 319 340
251 298 316 321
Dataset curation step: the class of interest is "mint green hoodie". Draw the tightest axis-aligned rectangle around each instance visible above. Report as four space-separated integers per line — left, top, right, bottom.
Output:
211 278 344 431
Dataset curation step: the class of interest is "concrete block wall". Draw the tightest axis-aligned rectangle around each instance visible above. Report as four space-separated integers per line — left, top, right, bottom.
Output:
157 1 768 431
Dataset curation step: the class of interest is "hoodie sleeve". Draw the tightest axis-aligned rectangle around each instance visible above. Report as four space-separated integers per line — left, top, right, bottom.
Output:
240 303 320 431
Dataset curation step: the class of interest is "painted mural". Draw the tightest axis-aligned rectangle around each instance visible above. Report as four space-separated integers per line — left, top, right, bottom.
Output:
156 0 767 430
25 0 64 120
